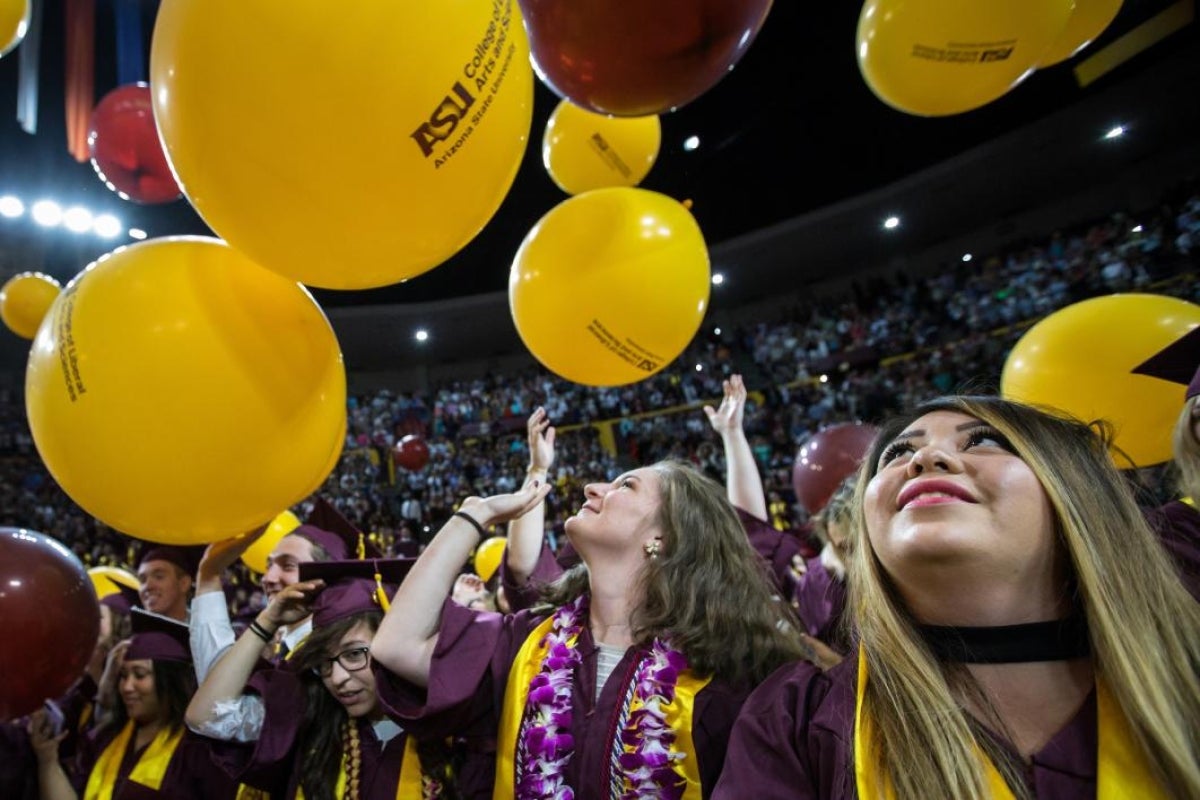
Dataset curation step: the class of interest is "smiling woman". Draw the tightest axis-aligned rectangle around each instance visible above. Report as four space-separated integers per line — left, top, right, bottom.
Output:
714 395 1200 800
26 610 239 800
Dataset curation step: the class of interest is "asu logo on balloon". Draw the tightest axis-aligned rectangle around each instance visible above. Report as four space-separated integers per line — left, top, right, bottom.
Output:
411 82 477 158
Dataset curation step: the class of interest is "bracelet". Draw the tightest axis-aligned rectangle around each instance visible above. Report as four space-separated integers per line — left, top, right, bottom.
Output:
453 510 487 541
526 465 547 474
247 620 275 643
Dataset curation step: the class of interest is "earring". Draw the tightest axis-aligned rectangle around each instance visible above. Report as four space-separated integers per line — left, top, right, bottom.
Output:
643 539 661 559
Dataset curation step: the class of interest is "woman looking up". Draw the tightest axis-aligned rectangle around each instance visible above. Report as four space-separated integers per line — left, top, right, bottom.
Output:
371 461 808 798
715 396 1200 799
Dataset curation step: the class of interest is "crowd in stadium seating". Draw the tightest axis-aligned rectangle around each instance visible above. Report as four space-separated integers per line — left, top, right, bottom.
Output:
1 187 1197 616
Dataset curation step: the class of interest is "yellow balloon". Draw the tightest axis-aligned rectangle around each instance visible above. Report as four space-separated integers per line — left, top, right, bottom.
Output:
509 188 710 387
542 100 661 195
0 0 29 58
0 272 61 340
1001 294 1200 468
88 566 139 598
25 237 347 544
150 0 534 290
240 510 303 574
1037 0 1123 67
856 0 1074 116
474 536 506 583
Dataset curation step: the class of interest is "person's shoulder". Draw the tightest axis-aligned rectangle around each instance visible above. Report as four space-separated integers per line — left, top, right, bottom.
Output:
740 654 856 731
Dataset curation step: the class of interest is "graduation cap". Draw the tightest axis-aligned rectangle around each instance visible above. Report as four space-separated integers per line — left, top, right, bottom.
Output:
99 582 142 616
136 544 206 578
290 497 383 562
1132 326 1200 400
126 608 192 663
299 558 414 629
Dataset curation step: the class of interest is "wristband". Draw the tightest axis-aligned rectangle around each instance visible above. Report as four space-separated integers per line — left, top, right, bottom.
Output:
248 620 275 643
453 510 487 541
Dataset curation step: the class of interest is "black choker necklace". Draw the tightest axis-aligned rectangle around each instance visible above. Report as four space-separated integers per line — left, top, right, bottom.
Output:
917 615 1090 664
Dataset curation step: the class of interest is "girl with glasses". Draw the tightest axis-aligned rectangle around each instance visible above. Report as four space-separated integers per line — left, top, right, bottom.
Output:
187 558 469 799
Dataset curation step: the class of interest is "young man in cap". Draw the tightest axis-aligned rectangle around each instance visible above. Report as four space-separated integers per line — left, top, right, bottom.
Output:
136 546 204 622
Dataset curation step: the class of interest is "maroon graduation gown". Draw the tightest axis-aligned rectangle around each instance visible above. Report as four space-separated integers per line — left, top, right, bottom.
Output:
1146 499 1200 601
208 668 408 800
713 650 1105 800
0 721 37 800
373 598 749 800
71 724 239 800
792 557 849 653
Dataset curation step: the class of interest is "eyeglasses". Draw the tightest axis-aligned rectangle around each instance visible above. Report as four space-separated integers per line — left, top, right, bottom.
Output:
312 646 371 678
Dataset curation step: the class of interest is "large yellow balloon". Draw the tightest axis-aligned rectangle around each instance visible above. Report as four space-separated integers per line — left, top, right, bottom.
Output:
510 188 710 387
0 272 61 339
542 100 661 195
0 0 29 58
25 237 347 544
1037 0 1123 67
88 566 139 598
150 0 534 290
240 510 303 574
856 0 1074 116
1001 294 1200 468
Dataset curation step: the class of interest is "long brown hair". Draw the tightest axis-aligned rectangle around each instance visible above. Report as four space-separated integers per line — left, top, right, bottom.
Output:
99 658 196 739
543 459 808 687
849 396 1200 799
290 611 381 800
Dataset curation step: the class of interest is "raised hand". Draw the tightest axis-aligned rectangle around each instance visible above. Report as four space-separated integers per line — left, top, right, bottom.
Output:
197 524 269 588
527 406 557 475
460 481 554 529
704 374 748 437
261 579 324 628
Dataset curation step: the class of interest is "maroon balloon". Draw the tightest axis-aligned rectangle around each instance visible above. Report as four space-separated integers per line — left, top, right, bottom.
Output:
393 434 431 471
792 422 879 515
88 82 182 204
0 528 100 722
518 0 774 116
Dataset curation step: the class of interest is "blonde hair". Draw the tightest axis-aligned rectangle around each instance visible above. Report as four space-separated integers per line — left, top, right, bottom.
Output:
1172 396 1200 500
848 396 1200 800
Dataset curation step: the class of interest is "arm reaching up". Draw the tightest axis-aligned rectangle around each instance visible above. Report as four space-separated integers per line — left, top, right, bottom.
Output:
704 375 769 520
507 407 556 584
185 579 321 738
371 482 551 688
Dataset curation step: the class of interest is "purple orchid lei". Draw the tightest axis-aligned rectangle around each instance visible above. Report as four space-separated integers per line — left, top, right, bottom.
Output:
514 594 690 800
613 637 689 799
516 595 586 800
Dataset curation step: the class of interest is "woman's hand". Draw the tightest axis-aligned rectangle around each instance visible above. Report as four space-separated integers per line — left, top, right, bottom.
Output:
527 407 556 475
260 579 324 628
27 708 68 763
96 639 131 717
704 375 747 437
460 481 553 529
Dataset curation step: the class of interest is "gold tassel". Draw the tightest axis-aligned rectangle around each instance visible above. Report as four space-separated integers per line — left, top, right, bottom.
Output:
374 564 391 612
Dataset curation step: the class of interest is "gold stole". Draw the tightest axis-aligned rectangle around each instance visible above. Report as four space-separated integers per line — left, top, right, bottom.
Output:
288 729 424 796
852 644 1168 799
493 614 709 799
293 732 424 799
83 722 185 800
